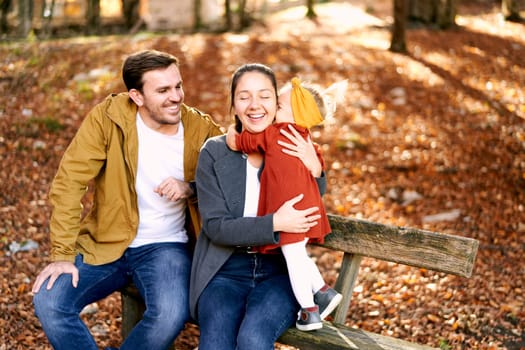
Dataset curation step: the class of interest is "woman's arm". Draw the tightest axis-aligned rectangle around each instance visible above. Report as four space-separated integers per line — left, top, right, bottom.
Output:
196 139 277 247
273 194 322 233
196 138 323 246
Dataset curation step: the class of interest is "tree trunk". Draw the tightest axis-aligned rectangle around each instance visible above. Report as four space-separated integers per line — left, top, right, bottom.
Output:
238 0 248 30
436 0 456 28
306 0 317 19
390 0 407 53
41 0 55 38
85 0 100 35
122 0 139 29
223 0 252 31
193 0 202 30
224 0 231 30
407 0 456 29
1 0 11 34
502 0 523 22
17 0 33 37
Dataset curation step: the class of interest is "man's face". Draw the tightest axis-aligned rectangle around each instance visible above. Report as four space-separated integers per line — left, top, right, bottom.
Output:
130 64 185 134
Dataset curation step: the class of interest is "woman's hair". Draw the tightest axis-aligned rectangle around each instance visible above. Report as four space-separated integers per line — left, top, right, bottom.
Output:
230 63 277 132
122 50 179 92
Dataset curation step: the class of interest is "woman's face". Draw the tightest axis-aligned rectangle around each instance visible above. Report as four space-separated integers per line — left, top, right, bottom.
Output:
233 71 277 134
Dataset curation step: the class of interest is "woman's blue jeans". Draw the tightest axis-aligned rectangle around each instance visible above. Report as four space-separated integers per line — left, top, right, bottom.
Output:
33 242 191 350
197 251 300 350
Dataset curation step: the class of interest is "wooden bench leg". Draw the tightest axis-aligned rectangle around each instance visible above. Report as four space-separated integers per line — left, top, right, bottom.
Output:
333 253 362 325
120 286 175 350
120 290 145 340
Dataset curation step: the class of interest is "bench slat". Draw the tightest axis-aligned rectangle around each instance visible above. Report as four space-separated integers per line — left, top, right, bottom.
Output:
279 322 438 350
323 214 479 278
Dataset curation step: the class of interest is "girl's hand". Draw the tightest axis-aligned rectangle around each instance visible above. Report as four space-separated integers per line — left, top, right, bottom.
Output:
278 124 322 177
226 124 239 151
273 194 321 233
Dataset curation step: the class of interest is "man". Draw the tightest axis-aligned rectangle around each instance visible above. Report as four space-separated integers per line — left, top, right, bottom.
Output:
32 50 223 350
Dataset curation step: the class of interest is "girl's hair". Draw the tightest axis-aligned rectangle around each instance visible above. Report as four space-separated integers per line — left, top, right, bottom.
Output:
122 50 179 92
230 63 278 132
281 81 328 119
281 79 348 121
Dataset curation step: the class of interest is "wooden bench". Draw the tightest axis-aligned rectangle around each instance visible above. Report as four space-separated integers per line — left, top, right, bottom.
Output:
121 213 479 350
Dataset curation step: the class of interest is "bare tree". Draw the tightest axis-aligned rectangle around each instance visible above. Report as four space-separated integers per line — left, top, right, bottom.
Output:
193 0 202 30
436 0 457 28
502 0 523 22
41 0 55 38
223 0 249 31
390 0 407 53
85 0 100 35
122 0 140 29
238 0 248 30
407 0 457 29
224 0 232 30
306 0 317 19
1 0 11 34
17 0 33 37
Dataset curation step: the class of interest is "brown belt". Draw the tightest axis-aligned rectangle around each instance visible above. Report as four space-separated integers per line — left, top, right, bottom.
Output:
233 246 258 254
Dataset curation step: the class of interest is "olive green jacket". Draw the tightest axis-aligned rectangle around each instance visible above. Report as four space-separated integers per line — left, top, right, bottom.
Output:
48 93 222 265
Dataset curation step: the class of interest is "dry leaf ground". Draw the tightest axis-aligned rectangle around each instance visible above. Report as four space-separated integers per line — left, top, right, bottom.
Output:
1 0 524 349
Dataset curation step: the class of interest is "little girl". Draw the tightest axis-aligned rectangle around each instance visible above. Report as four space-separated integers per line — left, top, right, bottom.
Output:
226 77 346 331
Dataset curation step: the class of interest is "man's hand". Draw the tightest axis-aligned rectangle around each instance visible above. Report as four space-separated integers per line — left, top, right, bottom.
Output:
32 261 78 293
154 177 193 201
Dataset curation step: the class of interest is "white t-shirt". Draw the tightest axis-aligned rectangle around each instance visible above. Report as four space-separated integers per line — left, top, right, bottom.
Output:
243 159 260 217
129 113 188 247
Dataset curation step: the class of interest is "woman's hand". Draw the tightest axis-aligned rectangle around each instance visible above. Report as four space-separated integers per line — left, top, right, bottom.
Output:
273 194 321 233
278 124 322 177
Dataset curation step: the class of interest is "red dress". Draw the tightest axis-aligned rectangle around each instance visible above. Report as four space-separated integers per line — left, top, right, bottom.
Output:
236 122 331 253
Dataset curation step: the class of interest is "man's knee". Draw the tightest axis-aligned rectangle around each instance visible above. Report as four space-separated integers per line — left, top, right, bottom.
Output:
146 303 189 331
33 291 67 328
33 285 80 321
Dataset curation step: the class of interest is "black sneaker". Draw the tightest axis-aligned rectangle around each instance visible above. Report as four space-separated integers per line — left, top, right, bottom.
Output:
296 306 322 331
314 285 343 320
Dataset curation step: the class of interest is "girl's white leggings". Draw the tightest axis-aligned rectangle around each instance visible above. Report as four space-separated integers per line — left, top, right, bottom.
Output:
281 238 326 308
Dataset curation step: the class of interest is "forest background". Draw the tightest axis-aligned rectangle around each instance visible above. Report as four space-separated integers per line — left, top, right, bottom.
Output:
1 0 524 349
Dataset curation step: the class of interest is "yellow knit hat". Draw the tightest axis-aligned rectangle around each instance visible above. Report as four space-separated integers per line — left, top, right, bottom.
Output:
290 77 324 129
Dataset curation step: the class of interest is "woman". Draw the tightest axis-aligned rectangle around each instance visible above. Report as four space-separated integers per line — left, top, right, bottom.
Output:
189 63 326 350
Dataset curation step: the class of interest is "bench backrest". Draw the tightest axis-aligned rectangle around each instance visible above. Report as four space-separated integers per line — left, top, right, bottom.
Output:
321 214 479 324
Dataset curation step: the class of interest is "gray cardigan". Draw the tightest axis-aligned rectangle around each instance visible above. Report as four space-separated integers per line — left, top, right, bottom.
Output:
189 134 326 320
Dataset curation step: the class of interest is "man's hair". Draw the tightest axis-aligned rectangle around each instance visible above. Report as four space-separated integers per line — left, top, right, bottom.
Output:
122 50 179 92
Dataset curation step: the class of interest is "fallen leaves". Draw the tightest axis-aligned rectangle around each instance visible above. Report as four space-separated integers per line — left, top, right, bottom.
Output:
1 1 525 349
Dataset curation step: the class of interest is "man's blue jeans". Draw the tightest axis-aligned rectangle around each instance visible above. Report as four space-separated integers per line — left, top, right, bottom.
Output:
197 252 299 350
33 242 191 350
